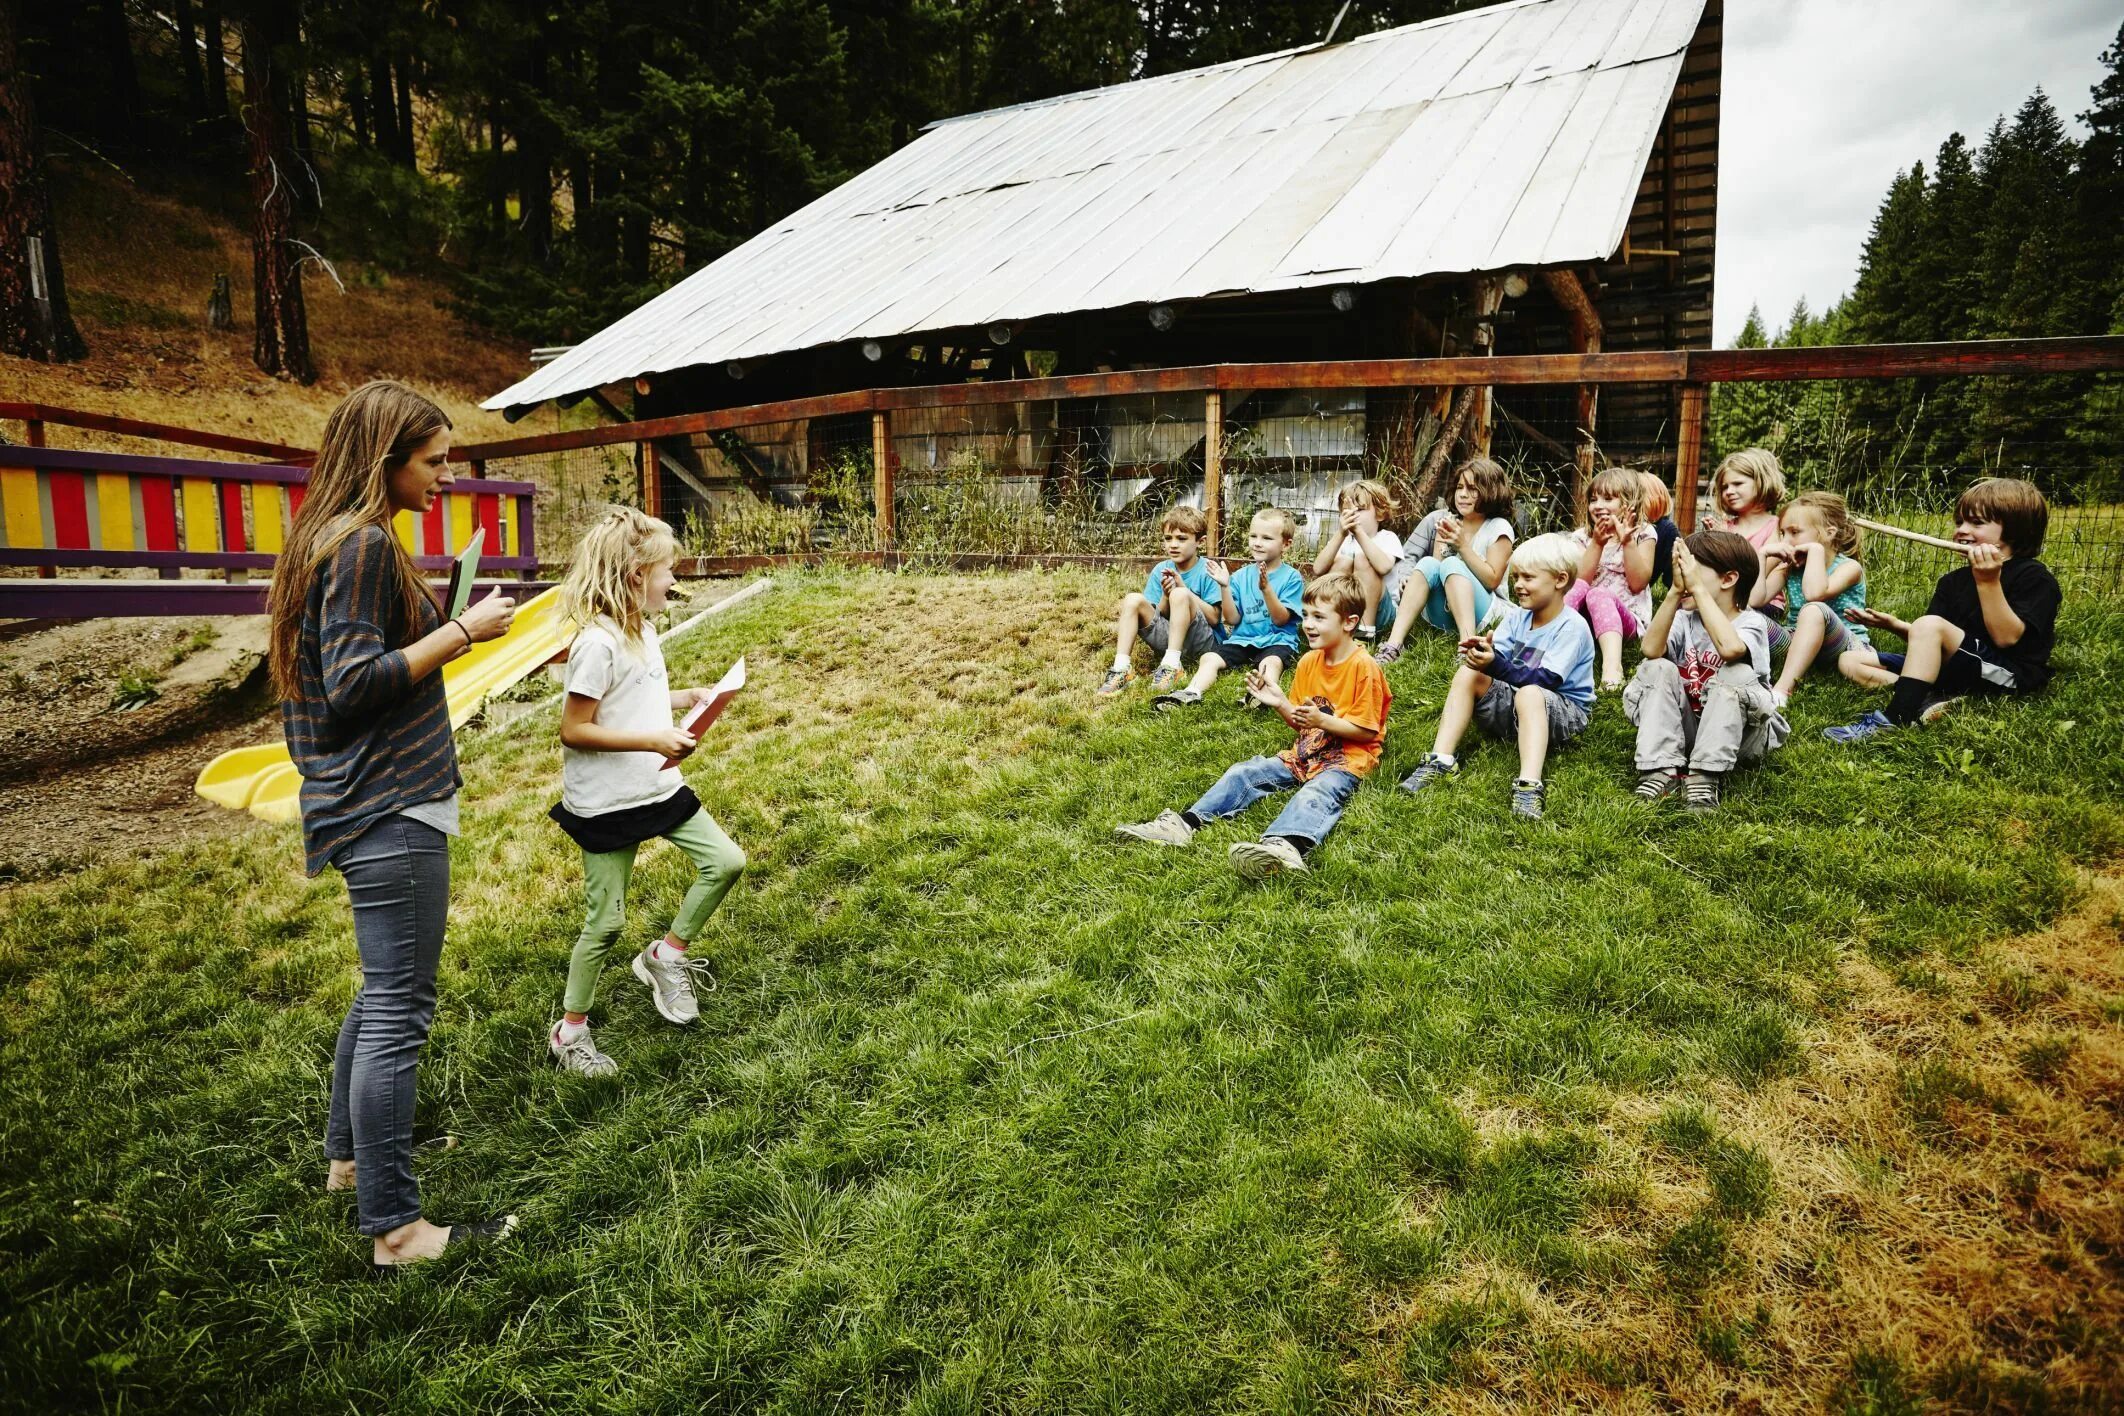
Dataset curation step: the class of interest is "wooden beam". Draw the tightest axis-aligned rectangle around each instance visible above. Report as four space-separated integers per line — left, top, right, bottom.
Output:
1542 268 1603 514
1674 383 1706 528
1203 391 1222 557
1468 276 1506 458
637 440 660 518
871 411 895 552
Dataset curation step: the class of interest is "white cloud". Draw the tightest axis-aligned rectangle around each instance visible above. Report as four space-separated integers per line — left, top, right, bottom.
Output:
1715 0 2118 343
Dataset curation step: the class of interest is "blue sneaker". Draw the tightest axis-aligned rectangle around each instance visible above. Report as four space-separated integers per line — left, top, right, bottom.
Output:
1824 709 1896 744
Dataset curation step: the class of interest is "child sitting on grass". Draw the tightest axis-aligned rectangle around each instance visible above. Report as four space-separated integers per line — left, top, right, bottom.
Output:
1826 477 2061 743
1098 505 1224 698
1761 490 1886 708
1399 533 1594 821
1116 574 1389 878
546 509 747 1077
1567 467 1658 692
1700 448 1786 558
1312 479 1403 642
1155 507 1303 712
1625 531 1789 811
1375 457 1517 663
1641 471 1679 593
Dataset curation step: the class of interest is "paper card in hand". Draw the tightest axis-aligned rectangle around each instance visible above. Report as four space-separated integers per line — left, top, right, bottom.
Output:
446 528 486 621
662 657 746 769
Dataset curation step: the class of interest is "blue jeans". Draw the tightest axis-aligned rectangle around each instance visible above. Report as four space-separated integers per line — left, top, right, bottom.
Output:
1188 755 1362 849
326 815 450 1236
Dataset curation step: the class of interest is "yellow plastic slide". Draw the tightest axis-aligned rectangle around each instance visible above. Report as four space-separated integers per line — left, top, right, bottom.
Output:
195 585 573 824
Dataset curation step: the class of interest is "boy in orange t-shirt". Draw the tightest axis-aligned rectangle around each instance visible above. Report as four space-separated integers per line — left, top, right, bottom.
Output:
1116 574 1390 878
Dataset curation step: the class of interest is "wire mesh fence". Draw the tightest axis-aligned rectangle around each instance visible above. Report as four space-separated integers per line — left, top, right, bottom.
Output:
455 353 2124 611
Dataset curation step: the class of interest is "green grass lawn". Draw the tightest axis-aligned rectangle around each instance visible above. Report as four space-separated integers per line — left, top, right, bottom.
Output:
3 568 2122 1412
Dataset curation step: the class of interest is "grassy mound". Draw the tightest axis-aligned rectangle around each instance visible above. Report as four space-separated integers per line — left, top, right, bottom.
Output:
2 569 2121 1411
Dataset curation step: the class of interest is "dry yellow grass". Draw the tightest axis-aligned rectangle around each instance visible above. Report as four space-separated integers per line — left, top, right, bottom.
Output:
0 164 564 452
1354 871 2124 1413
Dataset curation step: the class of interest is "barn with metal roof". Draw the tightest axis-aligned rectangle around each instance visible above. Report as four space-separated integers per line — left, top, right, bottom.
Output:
489 0 1720 488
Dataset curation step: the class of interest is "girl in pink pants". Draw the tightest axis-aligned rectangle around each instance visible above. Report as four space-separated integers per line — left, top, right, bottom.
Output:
1569 467 1659 691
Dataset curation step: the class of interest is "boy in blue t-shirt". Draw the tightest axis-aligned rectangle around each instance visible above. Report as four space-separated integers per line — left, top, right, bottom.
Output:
1397 533 1595 820
1098 504 1225 698
1155 508 1304 712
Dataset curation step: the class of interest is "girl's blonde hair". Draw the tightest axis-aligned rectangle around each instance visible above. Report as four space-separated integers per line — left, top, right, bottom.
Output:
1584 466 1647 521
267 381 451 698
1337 478 1396 523
1781 490 1862 558
559 506 681 647
1715 448 1786 515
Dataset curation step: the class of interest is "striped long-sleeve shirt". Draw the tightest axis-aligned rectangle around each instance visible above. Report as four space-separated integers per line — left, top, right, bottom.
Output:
283 524 460 875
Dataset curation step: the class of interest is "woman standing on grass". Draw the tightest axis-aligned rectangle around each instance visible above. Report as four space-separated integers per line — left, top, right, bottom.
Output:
266 380 519 1271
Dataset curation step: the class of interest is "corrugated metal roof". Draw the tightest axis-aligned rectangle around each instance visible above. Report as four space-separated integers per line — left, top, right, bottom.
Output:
485 0 1707 411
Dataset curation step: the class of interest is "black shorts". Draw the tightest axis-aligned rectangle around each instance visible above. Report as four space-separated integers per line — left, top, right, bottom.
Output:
1210 640 1297 670
1933 637 2023 695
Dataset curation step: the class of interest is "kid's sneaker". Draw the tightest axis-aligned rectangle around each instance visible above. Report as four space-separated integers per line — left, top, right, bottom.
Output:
1115 809 1195 847
1229 837 1309 878
632 945 711 1025
1399 753 1458 793
1096 666 1139 698
550 1022 618 1077
1373 643 1403 665
1824 709 1895 744
1683 770 1721 814
1510 778 1546 820
1634 768 1685 804
1147 664 1184 694
1153 687 1204 712
1920 696 1962 724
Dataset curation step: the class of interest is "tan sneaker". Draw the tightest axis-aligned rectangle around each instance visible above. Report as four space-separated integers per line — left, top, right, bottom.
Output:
1147 663 1183 693
1229 837 1308 878
1096 666 1138 697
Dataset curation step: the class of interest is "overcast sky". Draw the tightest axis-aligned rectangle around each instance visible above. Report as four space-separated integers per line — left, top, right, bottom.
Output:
1715 0 2119 345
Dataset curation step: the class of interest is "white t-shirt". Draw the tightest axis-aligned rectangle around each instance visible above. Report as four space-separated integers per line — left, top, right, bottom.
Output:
1333 526 1403 572
1404 510 1513 567
561 620 684 817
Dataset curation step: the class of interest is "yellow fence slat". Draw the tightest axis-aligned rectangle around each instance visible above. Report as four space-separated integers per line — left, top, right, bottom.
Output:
251 483 283 554
181 478 219 552
449 493 474 554
502 495 517 556
393 509 419 554
97 473 133 551
1 469 40 549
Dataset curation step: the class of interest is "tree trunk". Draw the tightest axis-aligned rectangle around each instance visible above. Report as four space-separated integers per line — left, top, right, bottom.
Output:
96 0 141 143
289 55 318 216
173 0 207 117
489 107 505 239
518 31 551 260
0 0 86 360
201 3 229 118
368 52 396 154
241 10 314 383
392 54 415 166
348 73 368 149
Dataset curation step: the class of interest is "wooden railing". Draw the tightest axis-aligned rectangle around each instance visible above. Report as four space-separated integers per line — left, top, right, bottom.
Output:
0 400 313 462
449 335 2124 553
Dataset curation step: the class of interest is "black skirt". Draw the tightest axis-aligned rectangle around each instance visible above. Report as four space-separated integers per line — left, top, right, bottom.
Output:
548 785 702 854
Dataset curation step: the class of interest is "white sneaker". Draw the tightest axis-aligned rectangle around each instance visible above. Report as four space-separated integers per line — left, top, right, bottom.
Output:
1115 809 1195 847
1771 687 1790 711
550 1022 617 1077
632 945 710 1025
1228 837 1309 878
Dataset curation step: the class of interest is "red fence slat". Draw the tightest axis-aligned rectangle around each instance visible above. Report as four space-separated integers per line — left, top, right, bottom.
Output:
476 493 501 548
219 481 247 552
140 477 179 551
422 497 445 554
48 471 91 550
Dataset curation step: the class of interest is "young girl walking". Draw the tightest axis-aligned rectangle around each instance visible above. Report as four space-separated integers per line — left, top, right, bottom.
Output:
546 508 747 1076
1568 467 1658 691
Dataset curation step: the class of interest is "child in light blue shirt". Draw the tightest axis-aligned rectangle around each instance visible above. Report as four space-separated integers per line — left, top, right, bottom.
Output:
1099 505 1225 699
1156 508 1304 711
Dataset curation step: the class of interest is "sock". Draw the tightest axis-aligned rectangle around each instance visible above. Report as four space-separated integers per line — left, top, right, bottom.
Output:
654 939 687 961
1434 752 1456 767
1111 652 1131 673
1513 777 1542 789
555 1017 587 1044
1180 811 1205 831
1271 834 1315 857
1160 649 1182 669
1885 675 1933 725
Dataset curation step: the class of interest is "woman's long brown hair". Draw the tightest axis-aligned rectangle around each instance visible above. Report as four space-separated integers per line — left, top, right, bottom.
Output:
267 381 451 698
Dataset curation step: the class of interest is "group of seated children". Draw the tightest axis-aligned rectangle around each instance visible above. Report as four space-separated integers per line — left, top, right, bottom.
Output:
1105 454 2062 873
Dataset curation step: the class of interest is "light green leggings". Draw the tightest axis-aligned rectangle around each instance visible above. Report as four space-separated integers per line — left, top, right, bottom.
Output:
564 809 745 1014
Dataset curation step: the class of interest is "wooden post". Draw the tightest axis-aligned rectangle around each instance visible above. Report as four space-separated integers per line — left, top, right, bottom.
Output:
1202 390 1222 558
1541 268 1603 518
1469 277 1505 458
636 441 660 518
871 411 895 553
1675 383 1706 529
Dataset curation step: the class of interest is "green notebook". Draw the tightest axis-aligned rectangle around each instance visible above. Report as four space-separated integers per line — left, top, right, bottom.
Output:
446 527 485 621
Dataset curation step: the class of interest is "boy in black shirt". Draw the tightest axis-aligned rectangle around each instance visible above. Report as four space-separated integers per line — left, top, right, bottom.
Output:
1825 478 2060 742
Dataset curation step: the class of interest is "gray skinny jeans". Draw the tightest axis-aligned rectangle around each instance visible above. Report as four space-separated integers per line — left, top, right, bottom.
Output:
1625 657 1789 772
325 815 450 1236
